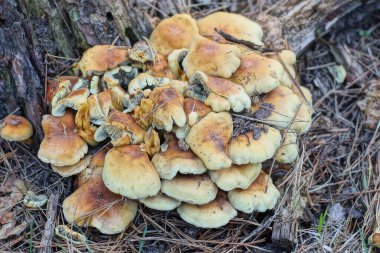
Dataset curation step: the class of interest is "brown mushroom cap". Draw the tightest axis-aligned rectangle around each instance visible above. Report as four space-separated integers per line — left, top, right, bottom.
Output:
197 12 264 46
0 115 33 141
38 111 88 166
47 76 79 105
208 163 262 191
183 98 212 126
148 54 175 79
182 35 241 78
161 174 218 205
63 168 137 235
228 171 280 213
229 51 283 96
228 126 281 165
151 135 207 180
78 45 129 77
185 112 233 170
150 14 199 56
102 145 161 199
140 192 181 211
87 90 113 125
177 192 237 228
75 102 98 146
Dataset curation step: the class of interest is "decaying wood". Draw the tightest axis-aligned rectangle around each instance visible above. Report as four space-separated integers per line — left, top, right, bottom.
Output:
38 193 59 253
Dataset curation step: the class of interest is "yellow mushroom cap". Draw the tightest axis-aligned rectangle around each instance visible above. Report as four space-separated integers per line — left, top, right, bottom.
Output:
151 135 207 180
177 192 237 228
76 149 109 187
228 126 281 165
161 174 218 205
197 12 263 46
369 226 380 248
228 171 280 213
267 50 297 88
185 112 233 170
78 45 129 77
63 169 137 235
168 48 188 79
183 35 241 78
208 163 262 191
51 155 91 177
229 51 283 96
183 98 212 126
51 88 90 117
0 115 33 141
275 131 298 164
140 192 181 211
290 85 313 134
103 145 161 199
150 14 199 56
87 90 113 125
38 111 88 166
204 93 230 112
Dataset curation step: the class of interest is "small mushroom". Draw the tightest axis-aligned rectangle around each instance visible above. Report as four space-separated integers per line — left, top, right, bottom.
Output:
78 45 129 77
183 35 241 78
140 192 181 211
151 135 207 180
75 102 98 146
228 171 280 213
290 85 313 134
369 226 380 248
274 131 298 164
228 126 281 165
87 90 113 125
208 163 262 191
55 225 87 244
38 111 88 166
0 115 33 142
102 68 121 88
109 85 131 111
102 145 161 199
51 88 90 117
168 48 188 80
47 77 79 105
150 14 199 56
23 191 48 208
189 71 251 112
132 98 154 130
147 54 175 79
177 192 237 228
128 73 170 95
129 40 155 63
161 174 218 205
140 129 160 157
185 112 233 170
229 51 283 96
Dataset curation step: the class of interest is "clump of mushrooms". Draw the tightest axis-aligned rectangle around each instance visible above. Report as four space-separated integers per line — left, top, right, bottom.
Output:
20 11 316 233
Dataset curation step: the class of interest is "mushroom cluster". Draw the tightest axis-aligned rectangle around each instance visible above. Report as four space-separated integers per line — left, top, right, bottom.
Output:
35 12 313 233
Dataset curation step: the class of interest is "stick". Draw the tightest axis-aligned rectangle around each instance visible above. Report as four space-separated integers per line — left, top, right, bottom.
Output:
39 193 59 253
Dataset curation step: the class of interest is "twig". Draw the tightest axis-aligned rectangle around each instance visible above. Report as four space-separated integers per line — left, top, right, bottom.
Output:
39 193 60 253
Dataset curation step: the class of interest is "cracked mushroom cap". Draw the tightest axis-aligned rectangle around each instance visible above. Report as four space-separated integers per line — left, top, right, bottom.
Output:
151 135 207 180
209 163 262 191
94 110 145 146
38 111 88 166
228 171 280 213
161 174 218 205
78 45 129 77
150 14 199 56
168 48 188 80
149 86 186 132
0 115 33 141
183 35 241 78
189 71 251 112
275 131 298 164
251 86 302 129
197 12 264 47
103 145 161 199
140 192 181 211
87 90 113 125
267 50 297 88
290 85 313 134
177 192 237 228
185 112 233 170
228 126 281 165
229 51 283 96
63 168 138 235
51 88 90 117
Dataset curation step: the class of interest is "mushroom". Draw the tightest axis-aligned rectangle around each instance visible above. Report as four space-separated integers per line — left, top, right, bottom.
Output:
47 77 79 105
251 86 301 129
147 54 175 79
76 149 108 187
183 35 241 78
203 93 231 112
94 110 145 146
228 171 280 213
267 50 297 88
55 225 86 244
102 145 161 199
150 14 199 56
51 155 91 177
140 129 160 157
197 12 264 47
290 85 313 134
128 73 170 95
185 112 233 170
102 68 121 88
168 48 188 80
161 174 218 205
129 40 155 63
229 51 283 96
23 191 48 208
177 192 237 228
63 168 138 234
189 71 251 112
140 192 181 211
90 76 100 94
109 85 131 111
369 226 380 248
151 135 207 180
78 45 129 77
274 131 298 164
228 126 281 165
38 111 88 166
51 88 90 117
149 86 186 132
87 90 113 125
75 102 98 146
0 115 33 142
132 98 154 130
208 163 262 191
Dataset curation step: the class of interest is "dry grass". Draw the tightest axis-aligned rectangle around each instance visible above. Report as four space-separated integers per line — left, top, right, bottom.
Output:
1 1 380 252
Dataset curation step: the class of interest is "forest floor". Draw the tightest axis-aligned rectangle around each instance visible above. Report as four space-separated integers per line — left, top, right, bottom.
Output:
1 1 380 252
